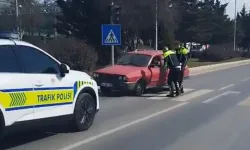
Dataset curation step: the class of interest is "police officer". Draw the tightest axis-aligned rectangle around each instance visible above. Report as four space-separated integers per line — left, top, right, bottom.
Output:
163 46 182 97
176 43 189 93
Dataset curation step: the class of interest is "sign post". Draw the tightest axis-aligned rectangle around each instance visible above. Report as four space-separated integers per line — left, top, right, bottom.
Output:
101 24 121 66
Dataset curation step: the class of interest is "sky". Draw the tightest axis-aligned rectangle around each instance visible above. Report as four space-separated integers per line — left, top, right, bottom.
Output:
224 0 250 18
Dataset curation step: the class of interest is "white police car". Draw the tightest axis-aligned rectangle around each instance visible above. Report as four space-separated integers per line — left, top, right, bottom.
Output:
0 39 99 138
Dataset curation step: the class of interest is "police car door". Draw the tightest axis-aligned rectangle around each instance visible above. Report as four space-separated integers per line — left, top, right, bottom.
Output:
14 45 73 120
0 45 34 125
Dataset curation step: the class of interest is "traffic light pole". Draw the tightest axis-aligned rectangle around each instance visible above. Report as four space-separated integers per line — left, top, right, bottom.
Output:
111 15 115 66
233 0 237 52
110 2 115 66
109 2 121 66
15 0 20 40
155 0 158 51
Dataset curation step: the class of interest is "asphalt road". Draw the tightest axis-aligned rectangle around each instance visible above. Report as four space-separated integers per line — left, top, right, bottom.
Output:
2 64 250 150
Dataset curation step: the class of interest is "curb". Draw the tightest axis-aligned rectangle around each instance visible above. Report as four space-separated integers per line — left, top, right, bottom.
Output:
190 59 250 75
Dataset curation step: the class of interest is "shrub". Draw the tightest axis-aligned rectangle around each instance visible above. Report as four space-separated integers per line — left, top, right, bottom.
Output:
198 44 240 62
24 36 98 73
241 51 250 58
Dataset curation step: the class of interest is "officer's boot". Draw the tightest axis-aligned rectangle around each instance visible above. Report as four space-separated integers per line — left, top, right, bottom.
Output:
175 82 180 96
167 83 175 97
180 83 184 93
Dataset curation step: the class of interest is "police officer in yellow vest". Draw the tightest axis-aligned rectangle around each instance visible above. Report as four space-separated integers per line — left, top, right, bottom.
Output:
176 44 189 93
163 46 182 97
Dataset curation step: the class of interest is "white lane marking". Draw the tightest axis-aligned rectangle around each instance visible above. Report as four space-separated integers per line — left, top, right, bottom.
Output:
218 84 235 90
148 88 194 100
174 89 213 102
238 96 250 106
241 77 250 82
202 91 240 104
60 102 188 150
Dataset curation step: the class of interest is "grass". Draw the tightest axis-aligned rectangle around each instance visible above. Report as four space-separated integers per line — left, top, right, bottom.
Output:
187 57 247 68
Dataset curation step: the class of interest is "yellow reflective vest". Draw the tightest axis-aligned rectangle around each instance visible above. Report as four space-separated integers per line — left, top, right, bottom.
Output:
163 50 175 58
179 47 188 55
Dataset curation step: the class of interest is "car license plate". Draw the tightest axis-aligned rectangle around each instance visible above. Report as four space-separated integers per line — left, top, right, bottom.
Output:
101 83 113 87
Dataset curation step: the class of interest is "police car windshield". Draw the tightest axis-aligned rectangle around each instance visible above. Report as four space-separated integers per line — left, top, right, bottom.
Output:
117 53 151 67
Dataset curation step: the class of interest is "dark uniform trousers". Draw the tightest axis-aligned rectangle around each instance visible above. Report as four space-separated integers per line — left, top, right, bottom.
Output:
163 50 181 96
168 67 181 93
179 64 186 90
176 47 188 92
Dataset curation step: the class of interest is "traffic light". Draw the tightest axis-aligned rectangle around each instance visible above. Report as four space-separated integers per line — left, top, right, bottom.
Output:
108 2 114 17
108 2 121 24
113 5 121 23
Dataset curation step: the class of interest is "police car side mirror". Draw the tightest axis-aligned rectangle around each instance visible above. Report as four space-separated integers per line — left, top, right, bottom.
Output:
59 63 69 77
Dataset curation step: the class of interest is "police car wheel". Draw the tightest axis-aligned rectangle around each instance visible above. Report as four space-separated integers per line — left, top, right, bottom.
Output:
0 115 4 140
72 93 96 131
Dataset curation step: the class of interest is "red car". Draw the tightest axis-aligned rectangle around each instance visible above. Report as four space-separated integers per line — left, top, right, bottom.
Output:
93 49 190 96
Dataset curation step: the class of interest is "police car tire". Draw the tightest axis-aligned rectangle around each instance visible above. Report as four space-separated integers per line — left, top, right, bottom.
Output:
72 93 96 132
0 113 4 140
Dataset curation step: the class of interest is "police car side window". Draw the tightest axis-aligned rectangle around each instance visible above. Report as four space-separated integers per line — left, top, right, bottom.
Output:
0 45 21 72
14 46 59 74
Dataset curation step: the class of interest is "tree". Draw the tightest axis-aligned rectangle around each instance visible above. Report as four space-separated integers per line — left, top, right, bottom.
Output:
0 0 47 38
209 0 232 44
19 0 47 36
191 0 232 44
174 0 198 43
56 0 108 46
237 4 250 50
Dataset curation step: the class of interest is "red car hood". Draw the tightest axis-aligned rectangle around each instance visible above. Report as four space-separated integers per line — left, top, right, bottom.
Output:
95 65 144 75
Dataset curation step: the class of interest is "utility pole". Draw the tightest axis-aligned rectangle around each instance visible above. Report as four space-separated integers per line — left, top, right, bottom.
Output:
155 0 158 51
233 0 237 51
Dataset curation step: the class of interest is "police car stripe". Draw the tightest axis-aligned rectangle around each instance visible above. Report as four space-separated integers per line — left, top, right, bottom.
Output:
34 102 73 108
2 81 94 111
1 86 73 93
6 102 73 111
3 88 32 92
22 93 27 105
6 105 33 111
75 81 94 96
33 87 73 91
73 82 77 98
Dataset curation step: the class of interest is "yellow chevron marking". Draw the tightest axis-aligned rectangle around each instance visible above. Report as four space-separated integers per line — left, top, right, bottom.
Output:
9 92 27 107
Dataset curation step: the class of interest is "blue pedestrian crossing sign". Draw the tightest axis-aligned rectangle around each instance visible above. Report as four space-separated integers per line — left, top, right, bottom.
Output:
102 24 121 46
